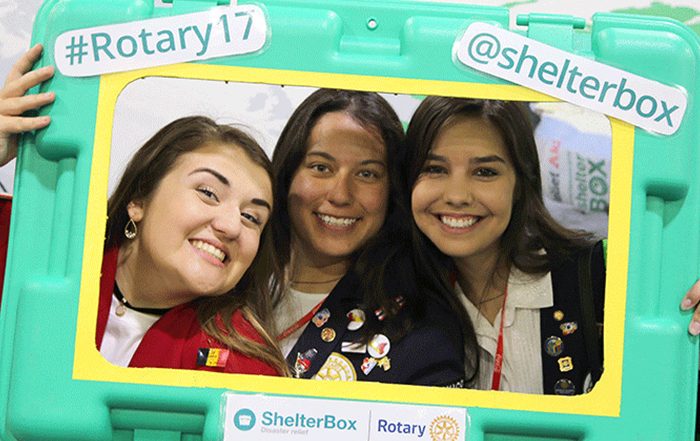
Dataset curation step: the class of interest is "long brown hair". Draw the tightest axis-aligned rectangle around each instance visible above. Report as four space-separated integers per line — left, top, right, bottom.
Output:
107 115 288 375
406 97 593 273
269 89 472 370
269 89 405 278
405 97 595 381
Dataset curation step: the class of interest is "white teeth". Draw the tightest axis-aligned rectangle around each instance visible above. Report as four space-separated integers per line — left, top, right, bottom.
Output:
191 240 226 262
318 214 358 227
440 215 479 228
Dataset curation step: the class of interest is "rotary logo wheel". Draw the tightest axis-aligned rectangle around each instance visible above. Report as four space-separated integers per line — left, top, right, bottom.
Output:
429 415 460 441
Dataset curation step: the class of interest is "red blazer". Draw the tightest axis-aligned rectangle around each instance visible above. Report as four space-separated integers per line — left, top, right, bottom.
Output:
95 246 279 375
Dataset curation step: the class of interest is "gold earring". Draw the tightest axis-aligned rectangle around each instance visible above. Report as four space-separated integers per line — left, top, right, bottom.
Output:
124 218 138 239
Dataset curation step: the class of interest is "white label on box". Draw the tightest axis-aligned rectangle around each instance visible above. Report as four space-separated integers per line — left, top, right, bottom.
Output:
455 22 687 135
223 393 468 441
55 5 266 77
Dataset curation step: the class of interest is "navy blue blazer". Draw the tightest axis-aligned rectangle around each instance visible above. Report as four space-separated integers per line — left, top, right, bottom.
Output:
540 241 606 395
285 269 466 387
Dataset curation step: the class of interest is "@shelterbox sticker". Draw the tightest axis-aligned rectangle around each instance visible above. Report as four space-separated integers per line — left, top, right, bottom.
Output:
223 393 468 441
54 4 267 77
456 22 687 135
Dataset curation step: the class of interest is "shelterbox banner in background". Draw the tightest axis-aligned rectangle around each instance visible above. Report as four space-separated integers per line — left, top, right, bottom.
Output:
0 1 698 441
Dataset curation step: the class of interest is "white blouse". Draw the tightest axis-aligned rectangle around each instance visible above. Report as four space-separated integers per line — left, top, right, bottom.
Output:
274 288 330 357
458 267 553 394
99 294 160 367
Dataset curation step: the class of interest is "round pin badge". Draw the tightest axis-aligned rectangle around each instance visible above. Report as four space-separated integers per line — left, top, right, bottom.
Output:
553 310 564 321
313 352 357 381
368 334 391 358
554 378 576 395
544 336 564 357
321 327 337 343
346 308 366 331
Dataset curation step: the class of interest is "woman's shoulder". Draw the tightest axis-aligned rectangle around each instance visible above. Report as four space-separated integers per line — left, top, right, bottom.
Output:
226 309 280 376
132 304 279 376
230 308 266 344
414 295 464 347
385 301 465 386
544 239 605 271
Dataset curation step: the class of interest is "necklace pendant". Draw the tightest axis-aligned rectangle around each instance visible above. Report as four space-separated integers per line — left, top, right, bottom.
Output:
116 303 127 317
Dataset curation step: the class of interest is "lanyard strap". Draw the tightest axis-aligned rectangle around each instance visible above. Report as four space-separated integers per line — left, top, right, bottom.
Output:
277 298 326 341
491 285 509 391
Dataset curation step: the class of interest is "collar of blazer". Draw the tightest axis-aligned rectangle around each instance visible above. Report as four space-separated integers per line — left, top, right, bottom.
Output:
286 271 363 378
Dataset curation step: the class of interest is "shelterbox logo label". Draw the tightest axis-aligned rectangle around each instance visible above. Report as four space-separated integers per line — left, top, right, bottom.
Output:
456 22 687 135
223 393 467 441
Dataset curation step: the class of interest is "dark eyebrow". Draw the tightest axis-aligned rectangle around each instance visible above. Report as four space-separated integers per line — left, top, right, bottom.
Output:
425 152 447 162
360 159 387 168
472 155 507 165
308 151 385 168
252 198 272 211
425 153 507 165
189 167 230 186
191 168 272 210
306 151 335 161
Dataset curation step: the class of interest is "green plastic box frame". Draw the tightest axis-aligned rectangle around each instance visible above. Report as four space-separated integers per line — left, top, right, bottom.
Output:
0 0 698 440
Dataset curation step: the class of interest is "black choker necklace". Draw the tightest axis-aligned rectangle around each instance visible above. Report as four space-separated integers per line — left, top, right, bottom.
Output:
113 283 172 316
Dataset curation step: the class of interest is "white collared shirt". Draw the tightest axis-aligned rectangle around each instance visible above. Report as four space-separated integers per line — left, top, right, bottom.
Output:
458 267 553 394
274 288 330 357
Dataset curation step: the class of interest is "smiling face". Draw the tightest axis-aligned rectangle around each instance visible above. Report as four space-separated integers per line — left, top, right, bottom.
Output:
287 111 389 268
411 115 517 269
123 142 272 307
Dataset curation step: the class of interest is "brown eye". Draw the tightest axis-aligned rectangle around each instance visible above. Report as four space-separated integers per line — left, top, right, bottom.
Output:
421 164 447 176
197 186 219 202
474 168 498 178
357 169 382 180
242 212 262 226
310 163 330 173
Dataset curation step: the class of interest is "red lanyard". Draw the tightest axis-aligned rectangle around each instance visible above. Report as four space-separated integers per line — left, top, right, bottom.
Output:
491 285 508 391
276 298 326 341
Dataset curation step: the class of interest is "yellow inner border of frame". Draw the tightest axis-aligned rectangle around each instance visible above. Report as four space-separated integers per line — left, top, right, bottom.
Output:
74 63 632 417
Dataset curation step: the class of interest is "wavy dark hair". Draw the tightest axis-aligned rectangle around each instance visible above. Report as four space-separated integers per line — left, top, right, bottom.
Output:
107 115 288 375
269 88 457 344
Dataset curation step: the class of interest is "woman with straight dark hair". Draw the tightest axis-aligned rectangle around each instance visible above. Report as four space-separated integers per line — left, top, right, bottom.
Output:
268 88 475 385
407 96 604 394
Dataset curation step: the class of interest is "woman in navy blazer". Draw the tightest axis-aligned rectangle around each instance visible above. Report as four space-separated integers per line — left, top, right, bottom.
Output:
405 97 606 394
268 88 476 386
